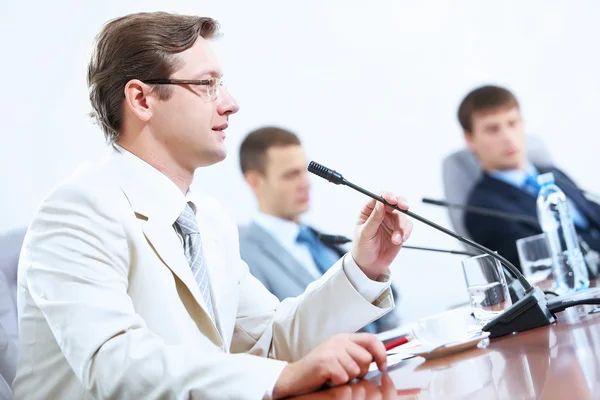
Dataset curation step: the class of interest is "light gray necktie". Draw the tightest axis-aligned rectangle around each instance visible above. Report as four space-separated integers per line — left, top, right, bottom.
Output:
175 202 215 321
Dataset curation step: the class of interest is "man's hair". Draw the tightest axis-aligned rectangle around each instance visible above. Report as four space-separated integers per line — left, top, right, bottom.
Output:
239 127 301 174
457 85 520 133
87 12 219 142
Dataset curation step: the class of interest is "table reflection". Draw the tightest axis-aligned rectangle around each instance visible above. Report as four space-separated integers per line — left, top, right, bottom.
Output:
292 304 600 399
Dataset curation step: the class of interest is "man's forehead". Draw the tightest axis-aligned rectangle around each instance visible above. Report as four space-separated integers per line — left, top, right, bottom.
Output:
265 146 305 169
474 106 521 122
174 37 223 77
267 145 305 161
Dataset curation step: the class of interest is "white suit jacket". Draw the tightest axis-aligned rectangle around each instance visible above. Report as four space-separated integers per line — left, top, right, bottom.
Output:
13 146 395 399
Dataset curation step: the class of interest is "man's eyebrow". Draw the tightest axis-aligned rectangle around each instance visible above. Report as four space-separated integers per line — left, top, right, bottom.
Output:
190 69 222 79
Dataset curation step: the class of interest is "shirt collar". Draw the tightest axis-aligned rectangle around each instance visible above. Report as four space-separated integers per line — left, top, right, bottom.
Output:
253 212 302 247
113 144 195 224
489 161 538 189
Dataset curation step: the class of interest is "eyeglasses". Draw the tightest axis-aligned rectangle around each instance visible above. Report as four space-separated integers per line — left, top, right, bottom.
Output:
143 77 226 102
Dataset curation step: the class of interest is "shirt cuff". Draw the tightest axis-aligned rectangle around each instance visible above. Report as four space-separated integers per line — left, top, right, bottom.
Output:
264 361 288 400
342 253 391 303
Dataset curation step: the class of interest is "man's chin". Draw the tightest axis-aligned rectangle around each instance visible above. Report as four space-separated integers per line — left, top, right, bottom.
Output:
497 155 525 170
297 204 310 216
196 149 227 168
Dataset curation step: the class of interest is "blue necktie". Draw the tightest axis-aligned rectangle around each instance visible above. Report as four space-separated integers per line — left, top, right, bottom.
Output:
296 226 340 275
523 174 541 197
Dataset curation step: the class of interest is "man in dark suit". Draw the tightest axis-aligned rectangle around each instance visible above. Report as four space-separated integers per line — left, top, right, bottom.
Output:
459 85 600 272
238 126 400 333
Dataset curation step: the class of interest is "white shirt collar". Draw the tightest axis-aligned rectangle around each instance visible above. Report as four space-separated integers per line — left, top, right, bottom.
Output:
253 212 301 248
112 143 196 222
489 161 538 189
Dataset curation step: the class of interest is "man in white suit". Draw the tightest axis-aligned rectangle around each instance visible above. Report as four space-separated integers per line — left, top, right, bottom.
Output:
13 12 413 399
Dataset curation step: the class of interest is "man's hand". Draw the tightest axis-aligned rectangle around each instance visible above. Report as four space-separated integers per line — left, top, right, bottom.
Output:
272 333 387 399
351 193 413 280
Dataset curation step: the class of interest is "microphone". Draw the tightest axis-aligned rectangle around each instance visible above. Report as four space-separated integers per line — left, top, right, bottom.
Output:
308 161 556 338
422 198 539 226
318 234 477 257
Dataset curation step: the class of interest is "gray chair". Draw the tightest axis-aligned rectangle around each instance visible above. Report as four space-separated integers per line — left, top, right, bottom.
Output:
0 227 27 398
441 136 554 238
0 323 17 400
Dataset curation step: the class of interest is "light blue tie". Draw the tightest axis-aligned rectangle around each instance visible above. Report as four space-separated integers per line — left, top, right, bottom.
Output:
296 226 340 275
523 174 541 197
175 203 215 321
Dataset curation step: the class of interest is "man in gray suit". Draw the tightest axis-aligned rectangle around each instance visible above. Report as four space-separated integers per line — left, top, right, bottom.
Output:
238 127 400 333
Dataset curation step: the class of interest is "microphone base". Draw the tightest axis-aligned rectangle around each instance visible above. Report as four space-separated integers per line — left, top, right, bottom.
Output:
508 278 527 303
482 287 555 338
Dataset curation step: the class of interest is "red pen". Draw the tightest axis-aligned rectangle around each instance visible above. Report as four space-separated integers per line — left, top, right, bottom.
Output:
384 336 409 351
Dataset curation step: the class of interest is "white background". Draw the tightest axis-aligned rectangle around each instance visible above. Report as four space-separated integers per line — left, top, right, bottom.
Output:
1 0 599 322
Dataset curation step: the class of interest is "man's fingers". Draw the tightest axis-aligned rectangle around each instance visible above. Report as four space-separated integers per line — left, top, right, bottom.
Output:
348 334 388 372
337 350 362 381
368 194 411 244
378 211 411 245
394 212 413 243
362 201 386 237
402 217 413 243
327 359 351 386
345 341 375 378
381 193 409 211
359 199 377 220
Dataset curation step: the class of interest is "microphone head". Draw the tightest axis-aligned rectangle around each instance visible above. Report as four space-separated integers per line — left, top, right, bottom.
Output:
308 161 345 185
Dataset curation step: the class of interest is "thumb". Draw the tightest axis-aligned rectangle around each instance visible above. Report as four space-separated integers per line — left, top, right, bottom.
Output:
362 201 385 238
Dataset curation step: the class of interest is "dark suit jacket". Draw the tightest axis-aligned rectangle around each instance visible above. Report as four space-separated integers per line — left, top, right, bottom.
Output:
239 222 401 332
464 167 600 272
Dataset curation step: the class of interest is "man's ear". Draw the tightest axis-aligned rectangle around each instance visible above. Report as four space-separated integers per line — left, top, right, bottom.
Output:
464 130 476 152
244 170 264 191
123 79 153 123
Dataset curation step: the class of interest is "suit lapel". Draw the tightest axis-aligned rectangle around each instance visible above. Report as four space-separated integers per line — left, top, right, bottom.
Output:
482 174 539 218
193 211 230 340
139 211 223 343
249 223 316 287
552 169 600 229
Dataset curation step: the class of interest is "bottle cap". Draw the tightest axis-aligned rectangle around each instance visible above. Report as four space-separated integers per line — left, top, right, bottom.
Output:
537 172 555 186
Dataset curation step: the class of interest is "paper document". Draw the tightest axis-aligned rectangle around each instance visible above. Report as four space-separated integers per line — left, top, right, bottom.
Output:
368 350 414 372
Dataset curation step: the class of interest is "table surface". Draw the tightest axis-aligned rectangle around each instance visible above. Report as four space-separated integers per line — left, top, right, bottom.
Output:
292 304 600 400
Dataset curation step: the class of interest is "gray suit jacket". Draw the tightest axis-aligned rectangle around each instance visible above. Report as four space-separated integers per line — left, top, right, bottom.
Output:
239 223 400 332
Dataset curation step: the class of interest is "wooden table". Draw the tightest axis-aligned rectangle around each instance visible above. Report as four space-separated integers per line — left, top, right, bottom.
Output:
293 305 600 399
